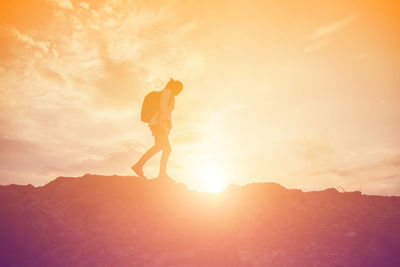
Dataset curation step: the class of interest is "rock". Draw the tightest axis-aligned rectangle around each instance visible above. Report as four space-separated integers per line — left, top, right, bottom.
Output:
0 174 399 266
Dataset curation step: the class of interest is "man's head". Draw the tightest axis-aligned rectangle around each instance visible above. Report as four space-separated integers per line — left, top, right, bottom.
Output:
166 78 183 96
172 80 183 96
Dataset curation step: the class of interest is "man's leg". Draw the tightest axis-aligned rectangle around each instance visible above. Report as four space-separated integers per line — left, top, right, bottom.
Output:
158 131 172 178
132 144 162 177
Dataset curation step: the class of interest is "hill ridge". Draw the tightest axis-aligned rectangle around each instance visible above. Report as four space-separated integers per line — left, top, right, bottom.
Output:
1 174 399 266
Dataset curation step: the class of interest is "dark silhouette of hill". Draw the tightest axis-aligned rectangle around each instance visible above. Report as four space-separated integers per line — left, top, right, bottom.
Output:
1 174 400 266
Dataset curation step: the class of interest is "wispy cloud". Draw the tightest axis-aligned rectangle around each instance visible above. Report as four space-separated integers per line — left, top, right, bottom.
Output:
47 0 74 10
6 26 51 54
310 14 357 40
306 153 400 195
78 2 89 9
305 13 357 53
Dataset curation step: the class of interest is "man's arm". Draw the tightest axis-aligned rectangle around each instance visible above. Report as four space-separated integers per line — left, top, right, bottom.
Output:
159 89 171 132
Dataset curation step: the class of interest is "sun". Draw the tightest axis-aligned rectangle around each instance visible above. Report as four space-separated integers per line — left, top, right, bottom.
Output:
196 160 227 193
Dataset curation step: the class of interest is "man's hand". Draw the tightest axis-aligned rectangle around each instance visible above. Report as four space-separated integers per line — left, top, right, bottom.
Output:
160 120 171 134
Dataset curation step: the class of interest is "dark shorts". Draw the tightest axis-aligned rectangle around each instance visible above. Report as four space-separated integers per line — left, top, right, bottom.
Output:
149 124 166 136
149 124 171 150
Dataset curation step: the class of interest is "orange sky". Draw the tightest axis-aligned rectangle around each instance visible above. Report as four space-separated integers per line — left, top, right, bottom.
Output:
1 0 399 195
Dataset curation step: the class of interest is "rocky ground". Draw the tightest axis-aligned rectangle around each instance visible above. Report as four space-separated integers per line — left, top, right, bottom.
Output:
1 174 400 266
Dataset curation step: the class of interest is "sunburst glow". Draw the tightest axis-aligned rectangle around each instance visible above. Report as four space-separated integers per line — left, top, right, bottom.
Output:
195 159 227 193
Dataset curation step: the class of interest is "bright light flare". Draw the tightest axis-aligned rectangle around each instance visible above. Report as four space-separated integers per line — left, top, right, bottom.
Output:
196 159 227 193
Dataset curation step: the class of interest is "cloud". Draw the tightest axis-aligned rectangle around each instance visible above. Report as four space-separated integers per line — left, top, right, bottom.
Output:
383 154 400 168
310 14 356 40
64 149 142 175
6 26 51 54
0 138 41 154
47 0 74 10
0 138 54 184
291 135 334 168
0 135 143 185
93 41 146 108
40 67 65 85
79 2 89 9
306 153 400 195
305 13 357 52
308 154 400 177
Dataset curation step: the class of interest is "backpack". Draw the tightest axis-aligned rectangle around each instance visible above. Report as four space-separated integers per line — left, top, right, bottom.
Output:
141 91 162 123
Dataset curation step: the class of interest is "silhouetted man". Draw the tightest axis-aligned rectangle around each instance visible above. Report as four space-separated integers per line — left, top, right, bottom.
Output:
132 78 183 179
